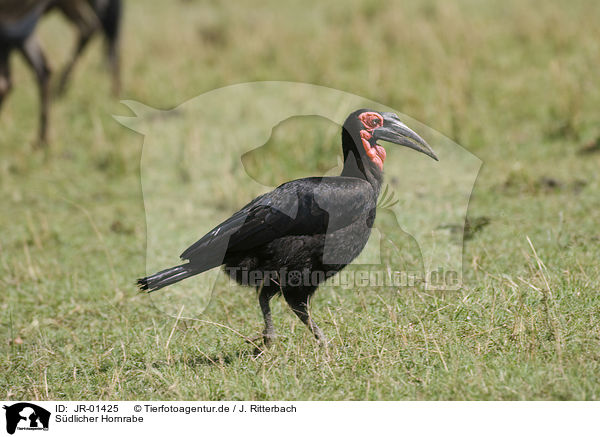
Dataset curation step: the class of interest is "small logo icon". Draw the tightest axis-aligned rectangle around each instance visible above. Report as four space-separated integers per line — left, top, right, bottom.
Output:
3 403 50 435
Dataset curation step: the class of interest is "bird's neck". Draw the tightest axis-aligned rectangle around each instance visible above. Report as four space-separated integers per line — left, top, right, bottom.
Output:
341 131 384 196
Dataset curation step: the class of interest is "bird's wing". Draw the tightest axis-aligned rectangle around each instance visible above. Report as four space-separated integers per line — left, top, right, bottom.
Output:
180 177 374 262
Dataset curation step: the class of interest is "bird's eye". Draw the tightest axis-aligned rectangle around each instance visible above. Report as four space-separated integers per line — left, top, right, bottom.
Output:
371 118 380 127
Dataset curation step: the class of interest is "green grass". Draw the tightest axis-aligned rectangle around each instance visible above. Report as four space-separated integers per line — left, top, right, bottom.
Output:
1 0 600 400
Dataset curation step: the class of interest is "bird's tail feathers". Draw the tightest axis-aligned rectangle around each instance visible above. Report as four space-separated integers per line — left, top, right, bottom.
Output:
137 263 195 293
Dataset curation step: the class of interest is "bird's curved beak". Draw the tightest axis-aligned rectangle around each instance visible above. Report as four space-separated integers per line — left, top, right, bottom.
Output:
373 112 438 161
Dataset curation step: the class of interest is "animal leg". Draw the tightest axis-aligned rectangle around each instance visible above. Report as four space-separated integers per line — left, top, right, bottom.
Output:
57 32 92 95
284 292 327 344
258 285 278 347
55 0 98 95
107 37 120 96
99 0 122 96
0 46 11 111
20 35 50 146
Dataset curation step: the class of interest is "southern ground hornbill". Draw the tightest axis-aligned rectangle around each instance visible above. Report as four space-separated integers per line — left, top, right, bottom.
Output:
138 109 438 346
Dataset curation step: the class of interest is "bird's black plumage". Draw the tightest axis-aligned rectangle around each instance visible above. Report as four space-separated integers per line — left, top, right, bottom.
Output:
138 109 437 346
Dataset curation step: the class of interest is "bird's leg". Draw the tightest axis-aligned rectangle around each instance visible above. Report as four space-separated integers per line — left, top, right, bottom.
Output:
284 293 327 344
258 286 277 347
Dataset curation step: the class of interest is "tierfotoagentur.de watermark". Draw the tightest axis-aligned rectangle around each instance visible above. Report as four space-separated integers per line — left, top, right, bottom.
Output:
224 266 459 290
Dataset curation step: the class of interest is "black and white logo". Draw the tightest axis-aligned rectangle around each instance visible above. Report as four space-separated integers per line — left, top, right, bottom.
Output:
3 403 50 435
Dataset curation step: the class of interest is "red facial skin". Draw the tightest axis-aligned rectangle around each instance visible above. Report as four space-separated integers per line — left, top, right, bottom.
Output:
358 112 386 170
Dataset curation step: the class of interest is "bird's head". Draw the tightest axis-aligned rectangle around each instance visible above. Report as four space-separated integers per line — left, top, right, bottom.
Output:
342 109 438 173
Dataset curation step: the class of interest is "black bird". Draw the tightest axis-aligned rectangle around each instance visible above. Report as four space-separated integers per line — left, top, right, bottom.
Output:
138 109 438 346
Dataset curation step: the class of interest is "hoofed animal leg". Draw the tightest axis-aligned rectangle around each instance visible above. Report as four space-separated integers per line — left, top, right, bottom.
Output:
57 32 92 95
20 35 50 146
107 38 120 96
0 46 11 110
55 0 98 95
101 0 122 96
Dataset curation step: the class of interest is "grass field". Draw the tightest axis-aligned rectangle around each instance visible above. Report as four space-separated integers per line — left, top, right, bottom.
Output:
1 0 599 400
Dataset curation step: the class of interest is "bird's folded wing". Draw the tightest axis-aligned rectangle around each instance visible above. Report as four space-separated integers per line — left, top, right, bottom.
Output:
180 177 374 262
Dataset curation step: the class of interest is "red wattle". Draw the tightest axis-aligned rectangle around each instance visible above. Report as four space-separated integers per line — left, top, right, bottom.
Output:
360 130 386 170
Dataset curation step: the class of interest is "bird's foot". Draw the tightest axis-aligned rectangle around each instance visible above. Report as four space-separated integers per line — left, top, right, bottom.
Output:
248 332 276 346
248 331 276 357
262 330 276 347
316 335 329 348
310 323 327 346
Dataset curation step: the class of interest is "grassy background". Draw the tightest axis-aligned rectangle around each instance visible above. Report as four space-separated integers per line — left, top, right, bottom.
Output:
1 0 599 400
